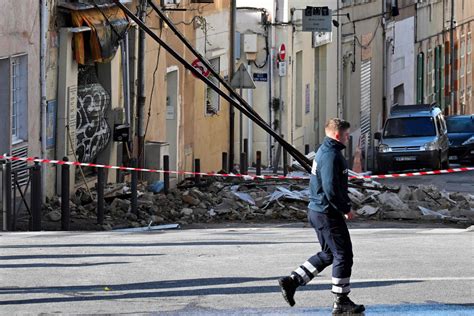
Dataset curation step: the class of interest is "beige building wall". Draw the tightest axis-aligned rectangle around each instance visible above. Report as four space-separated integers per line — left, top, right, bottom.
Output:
0 0 41 159
142 0 231 175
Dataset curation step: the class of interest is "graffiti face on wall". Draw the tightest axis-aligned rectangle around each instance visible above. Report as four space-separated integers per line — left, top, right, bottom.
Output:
76 84 111 163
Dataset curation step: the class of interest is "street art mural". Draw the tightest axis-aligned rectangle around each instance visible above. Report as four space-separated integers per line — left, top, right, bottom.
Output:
76 83 111 163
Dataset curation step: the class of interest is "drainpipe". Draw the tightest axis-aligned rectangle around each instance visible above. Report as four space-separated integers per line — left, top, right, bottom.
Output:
247 62 253 165
268 18 274 167
336 0 341 118
382 0 387 122
40 0 48 200
449 0 455 113
229 0 236 171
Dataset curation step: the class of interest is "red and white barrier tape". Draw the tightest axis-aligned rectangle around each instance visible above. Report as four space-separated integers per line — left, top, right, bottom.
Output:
1 155 473 181
351 167 474 179
0 155 308 181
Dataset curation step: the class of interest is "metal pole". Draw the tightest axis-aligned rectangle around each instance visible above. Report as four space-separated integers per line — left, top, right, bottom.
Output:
194 159 201 184
247 62 254 164
131 158 138 216
163 155 169 194
12 171 17 231
256 151 262 176
3 160 12 231
273 133 284 174
222 152 228 173
31 162 42 231
137 0 147 170
240 153 246 175
364 133 369 171
283 148 288 176
97 167 105 225
239 87 243 156
450 0 455 112
229 0 236 174
61 157 70 231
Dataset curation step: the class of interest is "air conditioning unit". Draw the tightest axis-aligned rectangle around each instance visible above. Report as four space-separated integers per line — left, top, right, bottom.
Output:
144 141 170 184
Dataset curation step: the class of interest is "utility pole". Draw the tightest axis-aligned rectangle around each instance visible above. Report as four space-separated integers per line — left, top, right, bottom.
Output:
229 0 236 171
137 0 147 170
449 0 455 113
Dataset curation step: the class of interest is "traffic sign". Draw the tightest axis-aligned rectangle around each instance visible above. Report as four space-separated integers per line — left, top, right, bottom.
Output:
230 63 256 89
279 44 286 61
302 6 332 32
191 58 210 78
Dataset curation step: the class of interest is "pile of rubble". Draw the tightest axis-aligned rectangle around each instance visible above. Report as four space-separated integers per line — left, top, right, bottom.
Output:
41 176 474 230
349 180 474 224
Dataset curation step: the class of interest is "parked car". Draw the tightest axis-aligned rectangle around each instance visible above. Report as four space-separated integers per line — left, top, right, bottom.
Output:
446 115 474 164
374 104 449 174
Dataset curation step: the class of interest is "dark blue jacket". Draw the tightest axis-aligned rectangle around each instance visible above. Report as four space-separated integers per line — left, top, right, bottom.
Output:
308 137 351 214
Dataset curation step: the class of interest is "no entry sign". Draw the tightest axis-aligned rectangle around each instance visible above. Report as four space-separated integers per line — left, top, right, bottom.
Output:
191 58 210 78
279 44 286 61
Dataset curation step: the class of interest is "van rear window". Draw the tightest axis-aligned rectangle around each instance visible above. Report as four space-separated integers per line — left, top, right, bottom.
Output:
383 117 436 138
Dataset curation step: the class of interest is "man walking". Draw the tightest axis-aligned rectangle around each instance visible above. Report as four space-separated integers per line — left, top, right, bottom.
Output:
278 118 365 315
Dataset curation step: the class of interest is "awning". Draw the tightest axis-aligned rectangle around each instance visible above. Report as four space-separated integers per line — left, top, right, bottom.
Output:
71 6 129 64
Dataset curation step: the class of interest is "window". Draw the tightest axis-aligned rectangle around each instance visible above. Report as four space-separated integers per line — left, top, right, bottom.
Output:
393 84 405 105
416 52 424 103
446 116 474 133
383 117 436 138
0 54 28 145
205 57 220 115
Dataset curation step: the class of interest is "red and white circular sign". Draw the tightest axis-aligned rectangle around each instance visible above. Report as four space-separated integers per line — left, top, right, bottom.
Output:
279 44 286 61
191 58 210 78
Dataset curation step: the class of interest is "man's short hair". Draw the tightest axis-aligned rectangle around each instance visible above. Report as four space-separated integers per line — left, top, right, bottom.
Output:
325 118 350 133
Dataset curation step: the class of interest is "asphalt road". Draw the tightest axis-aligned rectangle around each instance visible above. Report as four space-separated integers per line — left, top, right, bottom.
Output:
0 222 473 315
376 169 474 194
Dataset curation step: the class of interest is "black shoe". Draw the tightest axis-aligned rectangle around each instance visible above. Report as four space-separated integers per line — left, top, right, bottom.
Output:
332 294 365 315
278 276 298 307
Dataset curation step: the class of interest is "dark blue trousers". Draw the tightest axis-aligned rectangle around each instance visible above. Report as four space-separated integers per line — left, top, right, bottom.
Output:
291 210 353 294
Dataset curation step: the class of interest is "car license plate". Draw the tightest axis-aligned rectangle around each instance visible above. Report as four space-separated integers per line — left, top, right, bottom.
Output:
395 156 416 161
449 155 458 160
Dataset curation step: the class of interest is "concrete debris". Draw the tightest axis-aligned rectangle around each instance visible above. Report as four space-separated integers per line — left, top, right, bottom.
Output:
46 210 61 222
356 205 379 216
38 173 474 231
376 192 409 211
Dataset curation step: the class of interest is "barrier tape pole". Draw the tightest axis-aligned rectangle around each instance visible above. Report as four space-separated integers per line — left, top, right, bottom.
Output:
1 155 473 181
